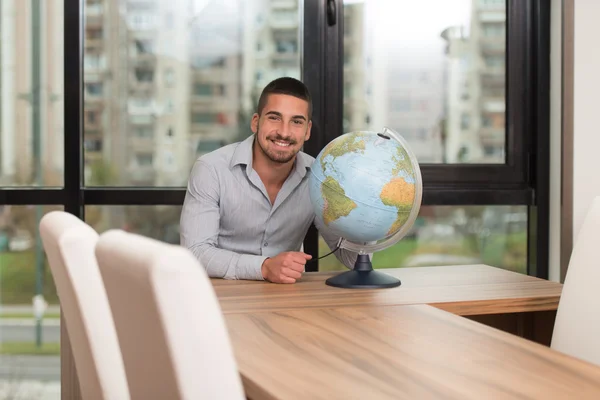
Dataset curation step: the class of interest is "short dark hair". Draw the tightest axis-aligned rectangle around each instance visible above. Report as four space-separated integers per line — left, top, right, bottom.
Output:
256 77 312 120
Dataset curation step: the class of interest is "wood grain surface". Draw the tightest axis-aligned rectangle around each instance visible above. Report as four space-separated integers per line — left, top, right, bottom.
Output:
212 265 562 316
225 304 600 400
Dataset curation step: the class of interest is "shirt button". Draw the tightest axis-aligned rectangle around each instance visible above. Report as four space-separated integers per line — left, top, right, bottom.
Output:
264 242 268 247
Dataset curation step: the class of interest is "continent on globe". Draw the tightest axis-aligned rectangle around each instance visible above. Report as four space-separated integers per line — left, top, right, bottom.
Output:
391 146 412 177
320 133 367 170
380 177 416 235
321 176 357 225
308 129 422 244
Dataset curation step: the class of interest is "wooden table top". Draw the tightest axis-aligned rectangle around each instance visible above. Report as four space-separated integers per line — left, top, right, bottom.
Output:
212 265 562 316
225 304 600 400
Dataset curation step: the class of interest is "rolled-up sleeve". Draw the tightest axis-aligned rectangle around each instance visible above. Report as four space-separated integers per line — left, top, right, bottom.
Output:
179 160 267 280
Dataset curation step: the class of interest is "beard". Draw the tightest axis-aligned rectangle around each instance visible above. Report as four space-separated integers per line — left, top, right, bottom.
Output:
256 123 301 164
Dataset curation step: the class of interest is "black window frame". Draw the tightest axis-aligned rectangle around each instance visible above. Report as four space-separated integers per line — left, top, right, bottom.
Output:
0 0 549 395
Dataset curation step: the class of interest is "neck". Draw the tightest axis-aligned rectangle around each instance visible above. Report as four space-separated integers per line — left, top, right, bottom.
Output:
252 139 295 187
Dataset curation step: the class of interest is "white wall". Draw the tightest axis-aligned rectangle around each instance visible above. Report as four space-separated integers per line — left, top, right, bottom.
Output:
572 1 600 246
548 0 562 282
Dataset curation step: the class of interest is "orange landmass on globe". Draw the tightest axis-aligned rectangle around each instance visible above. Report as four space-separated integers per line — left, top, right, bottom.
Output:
322 176 357 225
380 177 415 235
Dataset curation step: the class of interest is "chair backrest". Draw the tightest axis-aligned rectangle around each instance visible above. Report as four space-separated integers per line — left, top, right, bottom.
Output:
95 230 244 400
39 211 129 400
551 196 600 366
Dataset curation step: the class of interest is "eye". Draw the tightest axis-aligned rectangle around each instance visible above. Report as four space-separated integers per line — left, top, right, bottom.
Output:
268 115 280 121
292 119 304 125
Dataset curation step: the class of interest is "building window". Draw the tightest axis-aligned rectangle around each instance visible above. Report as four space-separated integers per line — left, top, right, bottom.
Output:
482 24 505 37
86 110 99 124
87 27 103 39
461 113 470 130
135 39 154 54
193 83 212 96
84 139 103 152
134 126 153 138
136 153 153 166
135 68 154 82
85 82 103 96
191 112 217 124
164 68 174 86
165 12 174 29
391 98 411 112
275 39 297 53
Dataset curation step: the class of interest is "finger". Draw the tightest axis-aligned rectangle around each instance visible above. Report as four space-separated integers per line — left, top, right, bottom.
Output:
282 267 302 280
287 260 306 272
278 275 296 284
290 252 312 264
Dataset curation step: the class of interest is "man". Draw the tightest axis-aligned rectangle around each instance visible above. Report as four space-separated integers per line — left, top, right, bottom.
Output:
180 77 359 283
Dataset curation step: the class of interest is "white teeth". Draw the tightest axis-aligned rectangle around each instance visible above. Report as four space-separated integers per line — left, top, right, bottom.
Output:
274 141 290 147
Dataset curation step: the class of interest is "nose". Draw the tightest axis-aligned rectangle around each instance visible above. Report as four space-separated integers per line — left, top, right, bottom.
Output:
278 123 292 139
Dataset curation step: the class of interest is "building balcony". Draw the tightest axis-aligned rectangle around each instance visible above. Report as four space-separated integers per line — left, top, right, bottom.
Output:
190 96 235 111
270 0 297 10
480 73 505 89
478 10 506 23
84 94 104 104
130 137 155 152
269 15 298 29
129 80 155 94
85 37 103 50
86 13 103 28
129 114 155 125
479 127 505 146
128 167 156 185
130 52 157 67
192 68 230 82
479 37 505 54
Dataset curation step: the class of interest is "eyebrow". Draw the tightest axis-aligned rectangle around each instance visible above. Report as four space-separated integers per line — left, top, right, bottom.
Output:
265 111 307 121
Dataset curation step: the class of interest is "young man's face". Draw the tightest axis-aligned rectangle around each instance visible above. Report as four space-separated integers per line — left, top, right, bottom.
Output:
251 93 312 164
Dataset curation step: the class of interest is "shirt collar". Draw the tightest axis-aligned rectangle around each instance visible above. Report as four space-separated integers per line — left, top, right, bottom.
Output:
230 134 311 178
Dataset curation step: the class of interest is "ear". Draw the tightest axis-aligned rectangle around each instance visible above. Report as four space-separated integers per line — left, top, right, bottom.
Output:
304 120 312 141
251 113 259 134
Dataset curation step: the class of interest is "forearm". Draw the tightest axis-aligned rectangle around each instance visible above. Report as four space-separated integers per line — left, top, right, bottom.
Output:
334 248 363 270
185 241 267 281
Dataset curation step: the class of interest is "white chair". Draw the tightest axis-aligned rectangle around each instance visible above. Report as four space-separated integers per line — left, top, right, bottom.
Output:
551 196 600 366
39 211 129 400
95 230 245 400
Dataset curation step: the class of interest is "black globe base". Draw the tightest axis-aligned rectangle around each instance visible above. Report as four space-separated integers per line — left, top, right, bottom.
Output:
325 254 401 289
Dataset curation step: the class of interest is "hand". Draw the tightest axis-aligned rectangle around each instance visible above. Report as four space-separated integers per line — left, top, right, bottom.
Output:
261 252 313 284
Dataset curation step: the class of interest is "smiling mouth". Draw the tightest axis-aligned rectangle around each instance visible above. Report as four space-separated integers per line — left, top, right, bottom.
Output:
271 139 292 148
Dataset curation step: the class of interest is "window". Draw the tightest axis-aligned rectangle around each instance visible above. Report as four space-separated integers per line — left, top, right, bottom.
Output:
135 39 154 54
135 68 154 82
136 153 153 166
1 0 65 393
191 112 217 124
17 0 548 394
275 39 297 53
85 82 103 96
164 68 174 86
84 139 103 152
319 206 529 275
193 83 212 96
165 12 174 29
461 113 470 130
342 0 507 165
134 126 153 138
87 27 103 39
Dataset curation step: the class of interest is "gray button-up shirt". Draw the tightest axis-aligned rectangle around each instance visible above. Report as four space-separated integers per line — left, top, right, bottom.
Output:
180 134 358 280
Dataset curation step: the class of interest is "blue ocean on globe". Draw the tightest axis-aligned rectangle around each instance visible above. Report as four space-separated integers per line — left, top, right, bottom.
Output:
309 131 418 243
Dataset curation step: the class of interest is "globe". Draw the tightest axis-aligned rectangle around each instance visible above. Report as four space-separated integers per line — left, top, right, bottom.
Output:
308 127 423 289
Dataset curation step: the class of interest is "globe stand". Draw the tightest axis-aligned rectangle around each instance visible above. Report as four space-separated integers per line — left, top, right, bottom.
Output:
325 254 401 289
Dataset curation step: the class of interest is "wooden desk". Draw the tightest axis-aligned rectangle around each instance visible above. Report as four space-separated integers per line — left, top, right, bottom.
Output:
212 264 562 316
226 304 600 399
